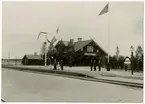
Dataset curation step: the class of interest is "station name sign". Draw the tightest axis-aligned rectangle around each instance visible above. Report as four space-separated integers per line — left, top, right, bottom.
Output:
84 53 96 56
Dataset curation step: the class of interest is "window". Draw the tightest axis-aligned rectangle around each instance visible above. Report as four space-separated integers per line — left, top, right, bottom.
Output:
87 46 93 52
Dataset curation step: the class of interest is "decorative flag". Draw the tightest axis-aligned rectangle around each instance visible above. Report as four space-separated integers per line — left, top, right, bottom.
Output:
51 36 57 44
56 26 59 34
47 39 51 43
98 3 109 16
37 32 47 40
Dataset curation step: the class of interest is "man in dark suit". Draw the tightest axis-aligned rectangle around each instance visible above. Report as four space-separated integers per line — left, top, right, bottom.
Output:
98 57 102 71
53 59 57 70
90 58 93 71
60 59 64 71
93 59 97 71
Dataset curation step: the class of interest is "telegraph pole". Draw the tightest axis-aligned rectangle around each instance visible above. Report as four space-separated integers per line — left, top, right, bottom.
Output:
8 52 10 65
44 34 48 66
15 56 17 65
37 31 48 66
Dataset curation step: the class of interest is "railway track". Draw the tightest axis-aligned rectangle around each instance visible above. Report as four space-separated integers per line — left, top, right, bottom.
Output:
2 66 143 88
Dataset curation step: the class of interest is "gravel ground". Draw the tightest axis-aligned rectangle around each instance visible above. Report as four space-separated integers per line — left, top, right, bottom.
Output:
2 68 143 102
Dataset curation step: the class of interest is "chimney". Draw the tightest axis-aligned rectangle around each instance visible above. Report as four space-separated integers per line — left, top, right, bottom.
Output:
34 52 37 55
69 39 74 46
78 38 82 42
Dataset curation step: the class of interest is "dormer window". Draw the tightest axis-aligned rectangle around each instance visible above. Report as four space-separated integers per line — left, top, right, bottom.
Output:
87 46 93 52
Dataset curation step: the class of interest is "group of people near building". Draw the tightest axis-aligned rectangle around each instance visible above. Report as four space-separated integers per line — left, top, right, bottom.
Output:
50 59 64 71
90 58 102 71
48 57 102 71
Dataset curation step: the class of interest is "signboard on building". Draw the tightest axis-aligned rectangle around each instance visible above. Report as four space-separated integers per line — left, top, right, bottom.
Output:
84 53 96 56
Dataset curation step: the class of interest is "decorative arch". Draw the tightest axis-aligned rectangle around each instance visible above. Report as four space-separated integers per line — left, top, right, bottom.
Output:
124 56 131 63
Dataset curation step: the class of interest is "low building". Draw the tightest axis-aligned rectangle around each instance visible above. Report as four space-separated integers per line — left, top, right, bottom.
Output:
53 38 108 66
22 54 43 65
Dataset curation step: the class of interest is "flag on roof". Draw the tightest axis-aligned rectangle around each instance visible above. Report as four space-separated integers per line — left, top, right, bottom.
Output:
98 3 109 16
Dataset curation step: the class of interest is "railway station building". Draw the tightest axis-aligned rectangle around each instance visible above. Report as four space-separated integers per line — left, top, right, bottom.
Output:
52 38 108 66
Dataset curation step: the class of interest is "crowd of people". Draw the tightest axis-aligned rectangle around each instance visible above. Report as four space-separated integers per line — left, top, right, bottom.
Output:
49 59 64 71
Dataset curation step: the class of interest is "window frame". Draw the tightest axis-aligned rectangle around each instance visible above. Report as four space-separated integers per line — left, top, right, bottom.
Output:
87 46 94 52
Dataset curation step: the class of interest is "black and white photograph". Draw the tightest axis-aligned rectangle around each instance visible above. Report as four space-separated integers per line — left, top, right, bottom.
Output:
1 1 144 102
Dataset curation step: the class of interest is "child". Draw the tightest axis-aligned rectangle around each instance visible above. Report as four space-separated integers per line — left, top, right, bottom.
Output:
57 62 61 70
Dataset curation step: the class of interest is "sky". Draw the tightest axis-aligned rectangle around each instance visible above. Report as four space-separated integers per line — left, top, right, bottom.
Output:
2 1 144 59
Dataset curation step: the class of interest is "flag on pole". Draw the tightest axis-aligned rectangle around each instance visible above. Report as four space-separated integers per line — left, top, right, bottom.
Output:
37 32 47 40
98 3 109 16
56 26 59 34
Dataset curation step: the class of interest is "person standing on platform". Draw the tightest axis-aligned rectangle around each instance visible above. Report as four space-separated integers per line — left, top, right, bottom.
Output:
49 58 53 70
57 62 60 70
98 57 102 71
90 58 93 71
53 59 57 70
60 59 64 71
93 59 97 71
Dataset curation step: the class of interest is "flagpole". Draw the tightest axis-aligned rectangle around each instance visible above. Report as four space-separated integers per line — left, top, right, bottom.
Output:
107 2 110 71
45 34 48 66
98 3 110 71
8 52 10 65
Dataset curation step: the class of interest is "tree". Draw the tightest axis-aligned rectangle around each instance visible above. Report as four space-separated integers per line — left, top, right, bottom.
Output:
47 46 57 57
136 45 143 58
135 45 143 71
118 55 124 69
116 46 120 60
110 55 124 69
111 55 118 69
